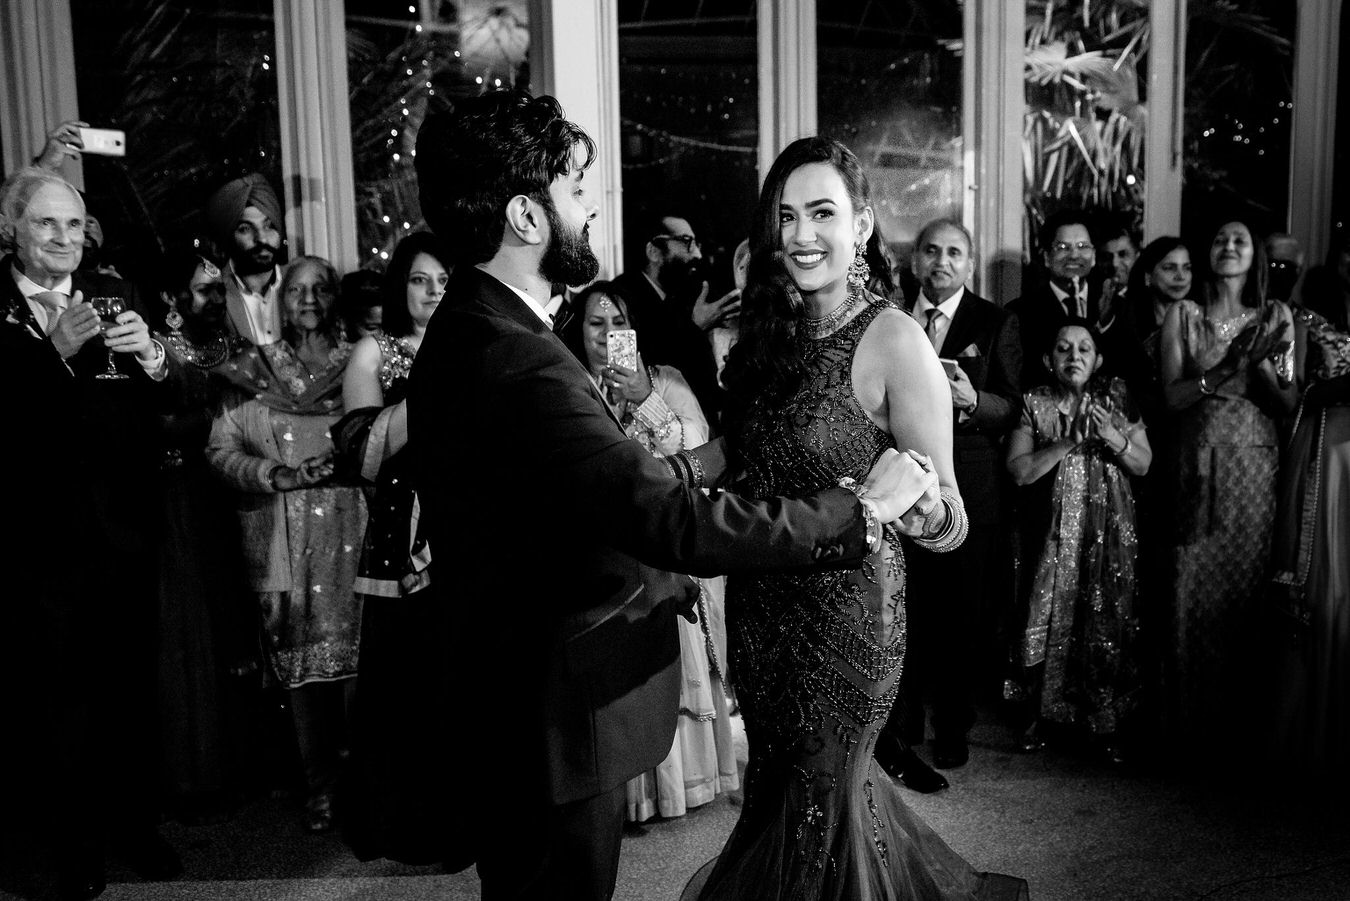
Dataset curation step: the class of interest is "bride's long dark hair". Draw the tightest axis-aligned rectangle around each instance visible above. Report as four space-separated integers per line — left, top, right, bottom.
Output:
723 137 873 438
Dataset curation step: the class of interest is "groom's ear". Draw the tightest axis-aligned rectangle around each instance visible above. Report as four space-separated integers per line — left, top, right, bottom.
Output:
504 194 545 247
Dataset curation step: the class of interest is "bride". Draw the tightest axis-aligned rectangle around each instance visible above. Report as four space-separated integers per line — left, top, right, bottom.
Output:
680 137 1027 900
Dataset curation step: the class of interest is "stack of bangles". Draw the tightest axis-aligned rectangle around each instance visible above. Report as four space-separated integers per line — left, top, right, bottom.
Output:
912 486 968 554
665 449 706 488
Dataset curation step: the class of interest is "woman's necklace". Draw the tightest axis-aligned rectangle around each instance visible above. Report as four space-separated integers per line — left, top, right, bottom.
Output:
802 287 862 339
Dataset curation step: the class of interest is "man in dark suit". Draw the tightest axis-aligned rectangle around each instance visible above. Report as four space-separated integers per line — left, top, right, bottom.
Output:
610 211 736 425
0 168 179 900
401 91 934 901
877 219 1022 779
1008 209 1141 387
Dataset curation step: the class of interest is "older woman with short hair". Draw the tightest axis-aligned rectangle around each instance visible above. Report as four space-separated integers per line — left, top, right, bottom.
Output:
207 255 366 832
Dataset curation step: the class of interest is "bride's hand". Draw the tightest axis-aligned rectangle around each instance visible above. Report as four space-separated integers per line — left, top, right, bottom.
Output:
892 451 941 537
861 448 939 524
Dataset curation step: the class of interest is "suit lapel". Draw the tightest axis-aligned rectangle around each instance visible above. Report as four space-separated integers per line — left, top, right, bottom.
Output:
941 292 986 358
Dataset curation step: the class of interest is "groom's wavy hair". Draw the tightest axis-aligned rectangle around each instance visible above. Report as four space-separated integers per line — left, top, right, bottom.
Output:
415 90 596 267
723 137 872 438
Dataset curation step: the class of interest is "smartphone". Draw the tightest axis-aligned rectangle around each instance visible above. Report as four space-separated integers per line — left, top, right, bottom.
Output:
938 358 961 378
77 127 126 157
607 329 638 371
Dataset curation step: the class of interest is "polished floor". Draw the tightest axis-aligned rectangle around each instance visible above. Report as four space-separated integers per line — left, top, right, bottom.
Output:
4 712 1350 901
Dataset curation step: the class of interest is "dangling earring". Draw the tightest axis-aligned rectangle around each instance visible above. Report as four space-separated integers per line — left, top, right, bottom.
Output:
163 292 184 333
847 243 870 290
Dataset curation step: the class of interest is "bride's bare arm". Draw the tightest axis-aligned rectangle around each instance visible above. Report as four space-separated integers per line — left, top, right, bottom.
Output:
854 308 962 542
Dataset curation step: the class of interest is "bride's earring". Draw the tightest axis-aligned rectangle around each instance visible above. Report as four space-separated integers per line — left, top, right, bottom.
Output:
847 242 870 289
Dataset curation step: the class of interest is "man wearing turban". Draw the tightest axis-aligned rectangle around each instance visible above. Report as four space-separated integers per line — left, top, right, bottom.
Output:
206 173 284 345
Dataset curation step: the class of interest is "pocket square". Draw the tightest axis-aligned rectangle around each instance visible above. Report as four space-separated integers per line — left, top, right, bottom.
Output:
956 343 982 358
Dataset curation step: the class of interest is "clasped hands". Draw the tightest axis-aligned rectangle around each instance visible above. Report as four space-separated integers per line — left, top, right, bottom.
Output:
272 452 335 491
860 448 942 537
1224 318 1291 372
49 290 155 361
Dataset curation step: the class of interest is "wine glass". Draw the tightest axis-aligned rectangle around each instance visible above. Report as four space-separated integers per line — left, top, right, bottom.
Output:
89 296 130 380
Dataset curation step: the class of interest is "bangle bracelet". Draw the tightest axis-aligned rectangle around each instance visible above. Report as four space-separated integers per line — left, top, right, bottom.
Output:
913 487 968 553
1114 434 1132 456
1199 372 1216 396
838 477 882 552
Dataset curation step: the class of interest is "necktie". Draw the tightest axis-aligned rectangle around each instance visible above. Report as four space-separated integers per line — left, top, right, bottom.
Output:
31 291 69 336
924 308 943 350
1071 281 1086 318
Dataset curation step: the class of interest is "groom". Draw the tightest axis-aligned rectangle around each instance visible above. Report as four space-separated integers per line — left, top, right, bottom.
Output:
405 90 935 900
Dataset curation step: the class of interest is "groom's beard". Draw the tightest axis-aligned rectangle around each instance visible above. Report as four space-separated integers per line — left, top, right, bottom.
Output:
540 203 599 288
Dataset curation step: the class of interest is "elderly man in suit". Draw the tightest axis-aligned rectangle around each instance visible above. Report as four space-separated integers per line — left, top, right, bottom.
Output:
0 167 178 900
876 219 1022 782
204 172 285 345
398 90 935 901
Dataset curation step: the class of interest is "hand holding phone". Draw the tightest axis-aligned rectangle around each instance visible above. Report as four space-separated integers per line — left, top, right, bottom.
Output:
607 328 638 372
938 358 961 378
77 127 127 157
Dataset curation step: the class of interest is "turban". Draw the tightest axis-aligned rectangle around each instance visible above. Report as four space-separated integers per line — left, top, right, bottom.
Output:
206 173 282 247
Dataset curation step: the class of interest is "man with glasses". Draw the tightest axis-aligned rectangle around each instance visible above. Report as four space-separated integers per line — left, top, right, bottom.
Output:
205 173 286 345
611 211 731 423
1264 232 1305 303
1009 209 1138 386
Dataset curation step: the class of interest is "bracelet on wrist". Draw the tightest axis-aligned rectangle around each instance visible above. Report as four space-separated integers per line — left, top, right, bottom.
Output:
837 477 882 552
1198 372 1217 396
1114 434 1132 456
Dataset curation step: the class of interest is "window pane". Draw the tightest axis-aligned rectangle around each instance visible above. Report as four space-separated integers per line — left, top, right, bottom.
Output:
347 0 530 267
618 1 758 279
70 0 280 280
1182 1 1295 239
1023 1 1148 258
818 1 964 255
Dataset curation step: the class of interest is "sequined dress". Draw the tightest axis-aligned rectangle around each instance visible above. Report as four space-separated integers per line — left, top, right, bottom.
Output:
1269 307 1350 770
1012 379 1141 736
691 300 1027 901
1168 299 1286 748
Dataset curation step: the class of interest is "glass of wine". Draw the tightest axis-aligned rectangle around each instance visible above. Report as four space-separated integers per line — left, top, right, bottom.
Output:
89 296 130 380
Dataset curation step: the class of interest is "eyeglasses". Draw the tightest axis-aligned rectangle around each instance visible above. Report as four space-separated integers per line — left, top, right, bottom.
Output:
1050 241 1094 254
652 234 699 251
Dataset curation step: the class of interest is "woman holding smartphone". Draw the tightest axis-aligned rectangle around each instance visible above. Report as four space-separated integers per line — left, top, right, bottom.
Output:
561 281 741 824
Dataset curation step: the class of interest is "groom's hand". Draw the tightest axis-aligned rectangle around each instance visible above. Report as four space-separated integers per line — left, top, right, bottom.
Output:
861 448 938 524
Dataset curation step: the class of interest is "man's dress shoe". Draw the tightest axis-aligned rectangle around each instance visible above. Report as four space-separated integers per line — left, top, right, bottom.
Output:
875 735 949 793
932 738 969 770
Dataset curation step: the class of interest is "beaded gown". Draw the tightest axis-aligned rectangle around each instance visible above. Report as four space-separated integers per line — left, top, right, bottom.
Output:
689 299 1027 901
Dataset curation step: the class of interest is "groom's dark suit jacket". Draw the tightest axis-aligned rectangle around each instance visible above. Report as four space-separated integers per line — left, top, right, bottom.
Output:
408 267 869 847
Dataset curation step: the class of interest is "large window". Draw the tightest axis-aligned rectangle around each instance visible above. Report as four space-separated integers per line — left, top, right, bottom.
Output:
1022 0 1148 258
617 1 758 288
818 1 965 256
346 0 530 268
69 0 280 283
1181 0 1295 240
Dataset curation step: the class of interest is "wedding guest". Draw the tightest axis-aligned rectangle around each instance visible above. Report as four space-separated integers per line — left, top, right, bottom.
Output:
1007 321 1150 761
0 166 179 900
338 233 447 861
884 217 1022 782
1269 230 1350 776
153 250 255 824
206 173 285 346
561 281 739 823
1161 219 1297 758
206 255 366 832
